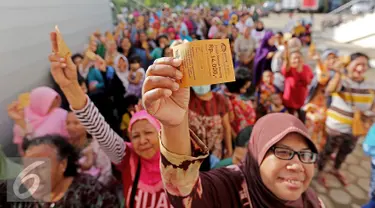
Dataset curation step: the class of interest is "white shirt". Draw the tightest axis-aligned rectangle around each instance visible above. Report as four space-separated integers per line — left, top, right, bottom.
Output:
251 29 266 48
235 21 246 34
245 18 254 28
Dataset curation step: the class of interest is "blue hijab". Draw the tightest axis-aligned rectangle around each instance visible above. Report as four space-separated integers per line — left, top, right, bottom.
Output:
179 25 192 42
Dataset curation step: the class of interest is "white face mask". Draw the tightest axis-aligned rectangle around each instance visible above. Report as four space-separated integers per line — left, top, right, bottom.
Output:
192 85 211 95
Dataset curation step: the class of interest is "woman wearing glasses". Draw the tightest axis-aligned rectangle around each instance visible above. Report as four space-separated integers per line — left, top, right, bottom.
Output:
140 57 325 207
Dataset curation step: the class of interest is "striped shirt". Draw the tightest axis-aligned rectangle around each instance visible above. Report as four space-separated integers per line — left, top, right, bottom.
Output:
326 78 375 134
72 96 126 164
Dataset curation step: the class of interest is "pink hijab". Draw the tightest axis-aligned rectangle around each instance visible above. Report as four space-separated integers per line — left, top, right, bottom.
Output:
127 110 162 193
13 87 68 145
243 113 320 208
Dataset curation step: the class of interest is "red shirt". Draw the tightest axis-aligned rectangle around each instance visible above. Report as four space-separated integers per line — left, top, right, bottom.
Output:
282 64 313 109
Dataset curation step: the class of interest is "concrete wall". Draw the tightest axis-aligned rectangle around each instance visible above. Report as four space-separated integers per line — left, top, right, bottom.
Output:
0 0 114 156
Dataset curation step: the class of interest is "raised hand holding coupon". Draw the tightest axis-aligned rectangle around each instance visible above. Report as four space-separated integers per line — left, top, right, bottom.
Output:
17 93 30 110
55 25 72 58
172 39 235 87
85 50 97 60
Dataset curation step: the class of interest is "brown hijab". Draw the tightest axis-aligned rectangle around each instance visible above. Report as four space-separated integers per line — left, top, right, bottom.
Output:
242 113 320 208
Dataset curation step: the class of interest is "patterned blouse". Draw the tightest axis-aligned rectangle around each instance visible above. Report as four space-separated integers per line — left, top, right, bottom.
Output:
189 92 230 159
228 95 256 135
257 83 278 107
9 175 119 208
160 131 326 208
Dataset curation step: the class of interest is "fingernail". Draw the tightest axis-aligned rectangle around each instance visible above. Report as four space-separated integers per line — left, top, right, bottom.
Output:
172 82 180 91
173 59 182 65
176 70 183 79
61 63 67 68
164 90 172 97
60 58 65 62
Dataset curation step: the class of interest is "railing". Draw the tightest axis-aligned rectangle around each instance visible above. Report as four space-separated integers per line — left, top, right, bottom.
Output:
321 14 357 30
329 0 363 14
321 0 375 29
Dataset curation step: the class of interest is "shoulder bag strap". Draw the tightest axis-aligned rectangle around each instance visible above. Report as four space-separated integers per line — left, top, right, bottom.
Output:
129 158 141 208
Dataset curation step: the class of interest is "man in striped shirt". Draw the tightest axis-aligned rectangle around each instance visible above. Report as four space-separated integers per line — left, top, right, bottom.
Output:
317 52 375 186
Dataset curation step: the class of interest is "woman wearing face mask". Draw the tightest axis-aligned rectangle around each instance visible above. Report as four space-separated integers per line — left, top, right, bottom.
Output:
8 86 69 156
138 57 324 207
48 32 172 207
189 85 232 171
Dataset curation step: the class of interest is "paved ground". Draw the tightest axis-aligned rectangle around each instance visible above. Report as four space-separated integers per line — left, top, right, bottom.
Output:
262 13 374 207
312 138 372 208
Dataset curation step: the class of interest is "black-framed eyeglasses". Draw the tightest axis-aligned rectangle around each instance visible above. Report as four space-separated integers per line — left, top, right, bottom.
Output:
270 146 317 164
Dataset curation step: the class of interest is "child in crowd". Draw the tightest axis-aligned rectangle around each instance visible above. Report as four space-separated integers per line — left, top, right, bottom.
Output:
127 55 145 98
303 103 327 151
224 68 256 135
257 70 278 108
120 95 140 140
78 75 88 94
268 93 287 113
87 55 107 94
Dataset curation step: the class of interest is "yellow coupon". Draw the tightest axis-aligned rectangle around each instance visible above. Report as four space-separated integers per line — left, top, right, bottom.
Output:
172 39 235 87
90 34 96 41
18 93 30 109
86 50 97 60
340 55 350 66
309 43 316 54
106 31 114 41
118 22 126 29
55 25 72 58
283 33 292 41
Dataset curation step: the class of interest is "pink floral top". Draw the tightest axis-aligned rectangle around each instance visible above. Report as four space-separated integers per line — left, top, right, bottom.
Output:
228 95 256 134
257 83 278 107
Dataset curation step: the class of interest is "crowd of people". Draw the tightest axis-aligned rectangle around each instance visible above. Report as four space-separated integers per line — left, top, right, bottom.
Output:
1 5 375 208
